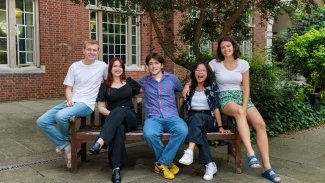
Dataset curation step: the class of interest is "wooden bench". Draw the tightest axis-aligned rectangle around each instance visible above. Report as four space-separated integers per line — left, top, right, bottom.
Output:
70 93 242 173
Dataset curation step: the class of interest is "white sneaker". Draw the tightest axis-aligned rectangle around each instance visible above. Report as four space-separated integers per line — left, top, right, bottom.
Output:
203 162 217 181
55 147 64 155
179 149 193 165
64 144 71 168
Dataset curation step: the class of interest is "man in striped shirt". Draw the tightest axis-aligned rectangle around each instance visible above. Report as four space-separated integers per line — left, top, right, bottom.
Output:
139 52 188 180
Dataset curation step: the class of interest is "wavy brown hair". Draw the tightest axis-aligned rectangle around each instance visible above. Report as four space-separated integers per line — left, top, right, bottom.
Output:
104 57 126 91
216 36 241 62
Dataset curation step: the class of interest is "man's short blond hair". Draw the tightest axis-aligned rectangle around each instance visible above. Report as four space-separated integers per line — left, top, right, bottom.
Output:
83 39 99 49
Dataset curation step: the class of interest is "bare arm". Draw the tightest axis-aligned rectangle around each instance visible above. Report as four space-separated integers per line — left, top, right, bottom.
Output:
98 101 110 116
65 86 73 107
242 70 250 112
214 108 230 133
182 79 192 97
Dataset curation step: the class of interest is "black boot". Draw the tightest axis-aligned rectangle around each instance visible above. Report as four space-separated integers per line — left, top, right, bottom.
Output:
89 142 102 154
112 168 121 183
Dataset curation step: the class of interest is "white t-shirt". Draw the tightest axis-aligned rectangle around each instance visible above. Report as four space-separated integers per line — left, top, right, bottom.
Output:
191 91 210 110
209 58 249 92
63 60 108 110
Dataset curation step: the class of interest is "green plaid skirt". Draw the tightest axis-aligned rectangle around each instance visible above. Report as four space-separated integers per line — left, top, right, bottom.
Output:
218 90 255 109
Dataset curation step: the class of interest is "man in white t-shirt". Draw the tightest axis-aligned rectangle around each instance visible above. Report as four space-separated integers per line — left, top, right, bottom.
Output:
36 40 108 168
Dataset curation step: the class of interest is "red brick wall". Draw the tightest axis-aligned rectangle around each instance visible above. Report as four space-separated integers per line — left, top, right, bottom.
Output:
1 1 90 101
252 11 267 55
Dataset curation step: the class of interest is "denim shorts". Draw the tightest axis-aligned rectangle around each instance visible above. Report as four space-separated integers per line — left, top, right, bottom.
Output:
218 90 255 109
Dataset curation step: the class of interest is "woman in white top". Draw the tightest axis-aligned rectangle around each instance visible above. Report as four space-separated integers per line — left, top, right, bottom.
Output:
209 36 280 183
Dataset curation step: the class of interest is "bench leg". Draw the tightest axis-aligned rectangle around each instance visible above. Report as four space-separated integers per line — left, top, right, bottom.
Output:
235 137 242 174
81 143 87 162
70 141 78 172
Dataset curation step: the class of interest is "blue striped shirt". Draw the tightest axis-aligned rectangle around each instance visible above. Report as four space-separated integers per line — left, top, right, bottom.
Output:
139 72 183 118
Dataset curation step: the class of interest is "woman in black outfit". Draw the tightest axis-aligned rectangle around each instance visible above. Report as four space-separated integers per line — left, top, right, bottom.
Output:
89 57 140 183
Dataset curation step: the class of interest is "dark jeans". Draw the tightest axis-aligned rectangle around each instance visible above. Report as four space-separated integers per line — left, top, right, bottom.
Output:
99 106 137 169
186 111 216 164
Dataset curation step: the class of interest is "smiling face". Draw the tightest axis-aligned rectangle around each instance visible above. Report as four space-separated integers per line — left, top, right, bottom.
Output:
220 41 234 58
83 43 99 62
195 64 208 84
148 58 163 78
111 60 124 78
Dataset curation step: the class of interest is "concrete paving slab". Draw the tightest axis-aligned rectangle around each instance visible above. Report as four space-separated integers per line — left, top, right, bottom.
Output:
0 99 324 183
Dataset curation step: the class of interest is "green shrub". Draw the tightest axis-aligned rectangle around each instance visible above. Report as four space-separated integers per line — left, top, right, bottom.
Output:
248 56 325 137
284 28 325 92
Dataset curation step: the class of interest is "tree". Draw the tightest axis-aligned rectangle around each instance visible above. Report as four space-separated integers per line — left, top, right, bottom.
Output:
284 28 325 93
70 0 320 70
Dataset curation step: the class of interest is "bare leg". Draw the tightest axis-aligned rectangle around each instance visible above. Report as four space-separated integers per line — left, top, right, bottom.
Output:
247 107 280 182
223 102 255 156
97 138 105 147
188 142 196 151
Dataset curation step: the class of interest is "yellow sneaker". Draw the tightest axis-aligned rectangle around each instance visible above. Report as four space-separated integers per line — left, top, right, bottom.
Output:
154 162 175 180
169 163 179 175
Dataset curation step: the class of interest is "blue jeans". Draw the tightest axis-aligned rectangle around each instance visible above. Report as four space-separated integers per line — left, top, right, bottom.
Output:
36 101 93 150
143 116 188 166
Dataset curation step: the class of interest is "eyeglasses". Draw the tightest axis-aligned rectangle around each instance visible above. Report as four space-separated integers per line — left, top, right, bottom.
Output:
195 69 207 73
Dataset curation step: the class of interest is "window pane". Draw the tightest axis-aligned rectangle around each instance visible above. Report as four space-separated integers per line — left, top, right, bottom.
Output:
103 44 108 54
19 52 26 64
103 34 108 42
0 0 6 9
132 46 136 54
90 22 96 32
132 55 136 65
89 0 96 6
114 24 120 33
16 0 23 10
26 0 33 12
115 46 120 54
109 45 114 54
108 24 114 33
108 34 114 43
0 52 7 64
26 52 33 63
115 35 120 44
0 11 7 37
0 38 6 50
121 25 125 34
121 55 126 63
91 33 96 39
121 35 125 44
103 54 108 63
120 45 125 54
25 13 33 25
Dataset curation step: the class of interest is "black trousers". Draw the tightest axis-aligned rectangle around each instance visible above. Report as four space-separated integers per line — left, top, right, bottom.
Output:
186 111 216 164
99 106 137 169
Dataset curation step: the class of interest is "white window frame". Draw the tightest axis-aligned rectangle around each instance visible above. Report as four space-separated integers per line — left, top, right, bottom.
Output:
0 0 42 74
88 1 143 71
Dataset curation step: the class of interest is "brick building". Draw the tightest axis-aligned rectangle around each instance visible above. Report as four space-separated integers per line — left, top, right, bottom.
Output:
0 0 269 102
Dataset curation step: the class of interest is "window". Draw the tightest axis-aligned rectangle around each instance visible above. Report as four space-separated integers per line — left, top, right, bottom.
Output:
88 0 141 69
188 40 212 57
0 0 40 73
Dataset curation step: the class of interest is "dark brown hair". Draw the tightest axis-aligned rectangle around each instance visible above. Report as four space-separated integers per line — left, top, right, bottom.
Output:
104 57 126 92
145 52 165 65
216 36 241 62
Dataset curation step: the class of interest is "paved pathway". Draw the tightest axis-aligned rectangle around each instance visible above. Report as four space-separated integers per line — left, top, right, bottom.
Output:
0 99 324 182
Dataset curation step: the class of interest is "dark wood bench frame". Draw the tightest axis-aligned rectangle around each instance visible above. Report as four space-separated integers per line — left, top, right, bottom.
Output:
70 93 242 173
